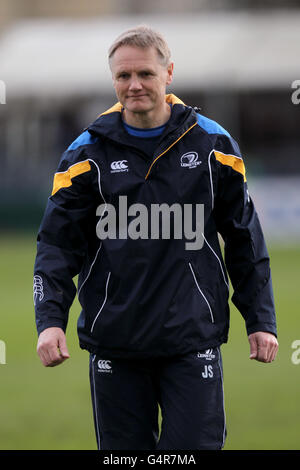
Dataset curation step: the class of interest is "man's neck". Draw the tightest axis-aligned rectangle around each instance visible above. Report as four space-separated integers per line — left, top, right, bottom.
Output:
123 102 171 129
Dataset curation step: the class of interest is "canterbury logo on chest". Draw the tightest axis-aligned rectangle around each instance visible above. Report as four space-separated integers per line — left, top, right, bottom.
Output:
110 160 129 173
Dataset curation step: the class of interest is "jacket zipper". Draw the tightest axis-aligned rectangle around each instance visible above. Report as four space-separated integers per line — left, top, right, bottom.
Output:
188 262 214 323
144 121 197 180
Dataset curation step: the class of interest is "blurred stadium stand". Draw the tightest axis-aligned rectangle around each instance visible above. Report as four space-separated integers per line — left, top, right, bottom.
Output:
0 1 299 240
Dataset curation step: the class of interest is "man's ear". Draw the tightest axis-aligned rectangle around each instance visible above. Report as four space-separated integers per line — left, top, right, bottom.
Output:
111 74 118 94
166 62 174 86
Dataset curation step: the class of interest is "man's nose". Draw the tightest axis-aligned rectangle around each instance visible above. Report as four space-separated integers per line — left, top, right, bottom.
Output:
129 76 142 90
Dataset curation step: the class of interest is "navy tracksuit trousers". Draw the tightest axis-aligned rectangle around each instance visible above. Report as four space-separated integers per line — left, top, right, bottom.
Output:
89 347 226 450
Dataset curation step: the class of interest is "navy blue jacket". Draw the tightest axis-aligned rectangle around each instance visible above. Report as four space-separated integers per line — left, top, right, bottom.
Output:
33 94 277 359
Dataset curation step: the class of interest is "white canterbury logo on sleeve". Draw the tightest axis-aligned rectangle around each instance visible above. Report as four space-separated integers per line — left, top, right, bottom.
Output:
33 275 44 304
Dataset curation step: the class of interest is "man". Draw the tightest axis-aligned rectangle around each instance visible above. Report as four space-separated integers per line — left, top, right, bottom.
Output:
34 25 278 450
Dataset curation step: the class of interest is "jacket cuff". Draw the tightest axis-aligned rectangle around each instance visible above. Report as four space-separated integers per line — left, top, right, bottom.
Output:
36 318 67 336
246 321 277 338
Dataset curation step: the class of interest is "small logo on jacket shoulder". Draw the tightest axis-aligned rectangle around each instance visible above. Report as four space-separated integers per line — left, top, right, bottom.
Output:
110 160 129 173
181 152 202 169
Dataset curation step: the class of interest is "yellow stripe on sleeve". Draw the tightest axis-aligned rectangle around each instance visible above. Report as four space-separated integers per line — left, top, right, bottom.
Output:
214 150 246 182
51 160 91 196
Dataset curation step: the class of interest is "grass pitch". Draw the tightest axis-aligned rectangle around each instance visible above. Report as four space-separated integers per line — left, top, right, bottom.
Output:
0 233 299 450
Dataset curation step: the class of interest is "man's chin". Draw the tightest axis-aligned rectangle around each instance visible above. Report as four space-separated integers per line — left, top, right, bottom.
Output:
125 104 152 115
123 97 152 110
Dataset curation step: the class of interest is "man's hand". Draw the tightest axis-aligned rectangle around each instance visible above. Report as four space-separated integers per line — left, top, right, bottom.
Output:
37 327 70 367
248 331 278 363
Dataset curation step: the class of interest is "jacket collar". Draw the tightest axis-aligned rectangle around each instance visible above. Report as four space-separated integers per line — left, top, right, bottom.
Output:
87 94 197 148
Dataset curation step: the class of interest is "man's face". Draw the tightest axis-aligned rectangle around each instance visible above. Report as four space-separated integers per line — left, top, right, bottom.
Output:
110 45 173 117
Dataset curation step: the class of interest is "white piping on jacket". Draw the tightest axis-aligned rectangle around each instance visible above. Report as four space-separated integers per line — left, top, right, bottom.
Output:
188 262 214 323
208 149 215 210
78 158 106 299
202 233 229 291
90 271 111 333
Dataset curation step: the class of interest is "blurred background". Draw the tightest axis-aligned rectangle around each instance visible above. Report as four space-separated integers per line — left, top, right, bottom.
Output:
0 0 300 450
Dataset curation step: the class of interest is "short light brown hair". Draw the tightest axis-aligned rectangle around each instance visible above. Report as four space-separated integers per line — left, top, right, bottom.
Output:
108 25 171 67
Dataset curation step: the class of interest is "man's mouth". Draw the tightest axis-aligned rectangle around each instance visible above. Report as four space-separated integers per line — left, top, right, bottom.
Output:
128 94 147 98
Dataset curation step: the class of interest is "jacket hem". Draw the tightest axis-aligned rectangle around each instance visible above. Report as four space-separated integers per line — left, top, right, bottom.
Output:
79 336 227 360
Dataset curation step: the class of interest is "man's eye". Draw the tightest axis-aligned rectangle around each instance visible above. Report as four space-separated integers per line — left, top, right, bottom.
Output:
118 73 129 79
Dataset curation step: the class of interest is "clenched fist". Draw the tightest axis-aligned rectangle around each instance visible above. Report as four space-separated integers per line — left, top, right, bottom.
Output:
37 327 70 367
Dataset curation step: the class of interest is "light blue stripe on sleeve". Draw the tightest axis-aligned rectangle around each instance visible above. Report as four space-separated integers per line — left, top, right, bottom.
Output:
196 113 231 138
67 130 98 151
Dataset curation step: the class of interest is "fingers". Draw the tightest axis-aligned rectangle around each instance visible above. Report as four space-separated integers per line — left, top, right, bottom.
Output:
249 334 258 360
248 332 279 363
268 338 279 362
37 327 70 367
57 333 70 361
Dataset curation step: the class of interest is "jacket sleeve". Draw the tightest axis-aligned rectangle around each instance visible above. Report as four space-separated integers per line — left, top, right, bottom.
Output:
33 148 99 336
213 135 277 337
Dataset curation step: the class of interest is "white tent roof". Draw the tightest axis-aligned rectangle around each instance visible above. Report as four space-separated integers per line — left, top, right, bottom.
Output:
1 11 299 97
